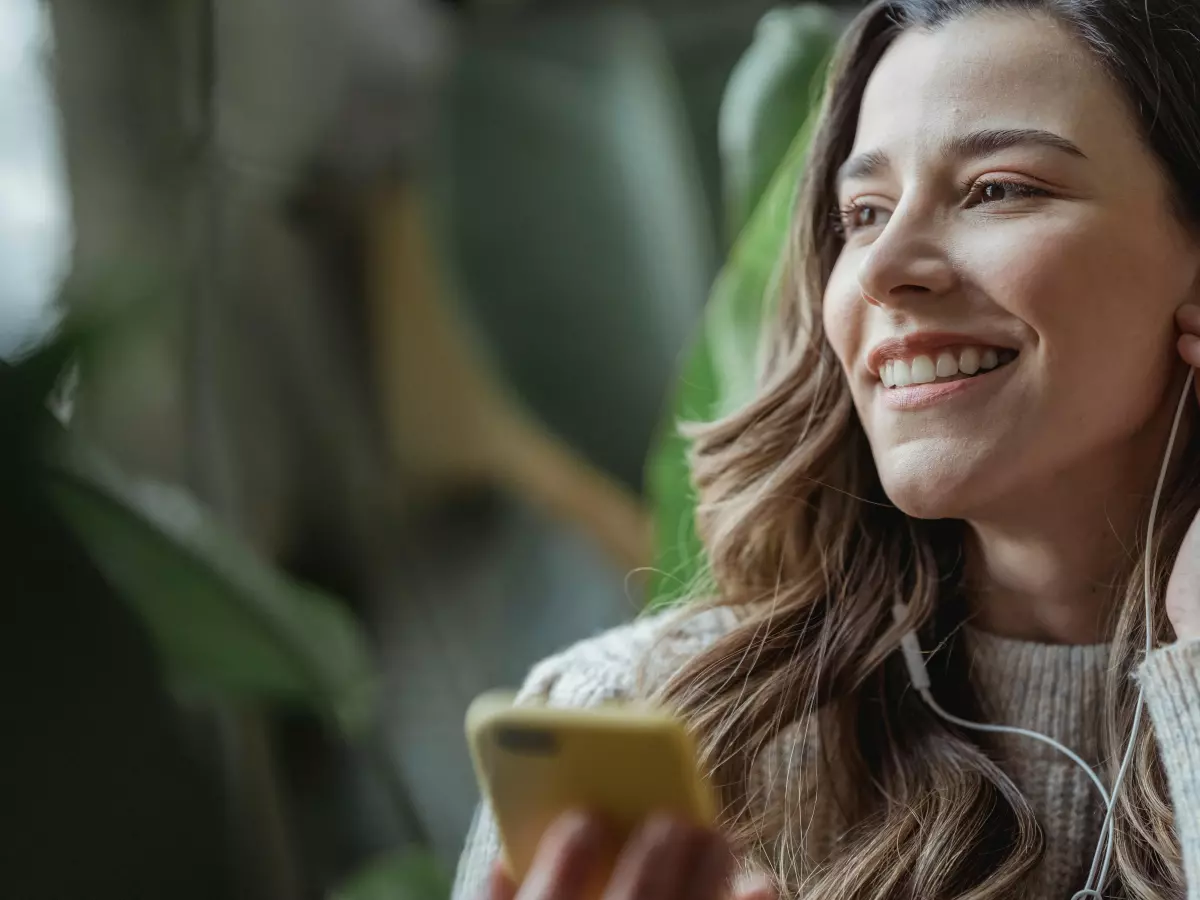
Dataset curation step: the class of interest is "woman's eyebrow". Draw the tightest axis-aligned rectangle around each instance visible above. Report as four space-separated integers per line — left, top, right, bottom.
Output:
837 149 890 188
945 127 1087 162
836 128 1087 190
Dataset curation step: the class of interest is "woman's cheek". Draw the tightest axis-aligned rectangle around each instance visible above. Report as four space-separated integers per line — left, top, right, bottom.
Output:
958 207 1169 340
821 265 865 374
954 222 1086 319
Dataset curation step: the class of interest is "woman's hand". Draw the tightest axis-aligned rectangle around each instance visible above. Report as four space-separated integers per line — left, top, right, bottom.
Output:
484 812 775 900
1166 304 1200 642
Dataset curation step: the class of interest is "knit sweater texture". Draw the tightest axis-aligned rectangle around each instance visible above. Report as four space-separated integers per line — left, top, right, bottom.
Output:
452 607 1200 900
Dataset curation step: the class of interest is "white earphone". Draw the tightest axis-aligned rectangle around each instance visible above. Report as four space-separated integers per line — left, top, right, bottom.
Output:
893 368 1195 900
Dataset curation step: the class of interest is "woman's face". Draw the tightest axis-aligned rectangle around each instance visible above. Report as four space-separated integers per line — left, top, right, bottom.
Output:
823 11 1200 520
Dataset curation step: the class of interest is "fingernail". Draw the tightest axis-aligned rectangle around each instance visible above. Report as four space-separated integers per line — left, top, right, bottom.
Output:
539 810 604 856
735 872 777 899
553 810 603 839
639 813 690 838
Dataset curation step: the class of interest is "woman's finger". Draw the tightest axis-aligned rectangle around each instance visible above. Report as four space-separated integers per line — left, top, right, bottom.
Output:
1178 332 1200 368
680 831 734 900
487 862 518 900
517 811 607 900
1176 302 1200 335
601 816 702 900
1166 493 1200 642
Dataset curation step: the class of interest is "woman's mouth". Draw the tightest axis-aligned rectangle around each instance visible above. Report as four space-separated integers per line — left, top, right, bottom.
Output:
879 345 1019 388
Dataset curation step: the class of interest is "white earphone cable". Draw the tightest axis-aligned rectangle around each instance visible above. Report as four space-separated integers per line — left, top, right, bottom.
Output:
894 368 1194 900
1080 366 1193 898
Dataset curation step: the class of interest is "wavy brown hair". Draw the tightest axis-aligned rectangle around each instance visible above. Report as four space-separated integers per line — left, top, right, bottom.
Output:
658 1 1200 898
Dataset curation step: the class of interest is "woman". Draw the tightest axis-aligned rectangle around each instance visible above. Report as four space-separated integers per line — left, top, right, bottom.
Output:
454 0 1200 897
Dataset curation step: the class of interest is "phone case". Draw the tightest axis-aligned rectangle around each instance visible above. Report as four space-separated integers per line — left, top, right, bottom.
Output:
465 690 716 884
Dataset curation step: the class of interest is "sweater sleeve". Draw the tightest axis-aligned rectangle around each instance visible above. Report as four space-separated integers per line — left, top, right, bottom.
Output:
1139 639 1200 899
450 607 739 900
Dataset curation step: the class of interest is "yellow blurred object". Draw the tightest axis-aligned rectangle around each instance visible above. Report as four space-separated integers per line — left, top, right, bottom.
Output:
464 690 716 889
367 185 653 576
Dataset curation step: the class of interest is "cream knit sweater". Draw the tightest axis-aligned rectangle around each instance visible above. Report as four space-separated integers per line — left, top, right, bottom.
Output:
452 607 1200 900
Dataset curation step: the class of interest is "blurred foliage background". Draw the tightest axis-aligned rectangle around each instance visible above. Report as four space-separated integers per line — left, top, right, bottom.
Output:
0 0 848 897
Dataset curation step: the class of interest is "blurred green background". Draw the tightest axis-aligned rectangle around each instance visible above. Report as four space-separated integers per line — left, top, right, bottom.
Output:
0 0 847 897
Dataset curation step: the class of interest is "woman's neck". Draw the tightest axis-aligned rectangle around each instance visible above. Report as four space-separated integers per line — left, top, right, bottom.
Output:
964 429 1181 645
964 511 1128 645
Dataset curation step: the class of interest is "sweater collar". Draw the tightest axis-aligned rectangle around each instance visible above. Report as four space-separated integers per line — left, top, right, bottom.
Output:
962 625 1113 763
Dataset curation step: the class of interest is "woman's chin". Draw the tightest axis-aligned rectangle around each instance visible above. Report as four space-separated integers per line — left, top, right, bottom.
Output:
878 469 987 521
871 438 1009 520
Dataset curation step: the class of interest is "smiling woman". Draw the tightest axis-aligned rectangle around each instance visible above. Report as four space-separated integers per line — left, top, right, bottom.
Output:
452 3 1200 900
823 12 1199 526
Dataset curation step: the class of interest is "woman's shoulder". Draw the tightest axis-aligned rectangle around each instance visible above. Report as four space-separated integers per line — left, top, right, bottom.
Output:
516 604 743 709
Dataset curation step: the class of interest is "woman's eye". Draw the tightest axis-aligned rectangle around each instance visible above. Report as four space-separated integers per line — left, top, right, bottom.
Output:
971 180 1049 205
981 183 1009 202
839 202 890 233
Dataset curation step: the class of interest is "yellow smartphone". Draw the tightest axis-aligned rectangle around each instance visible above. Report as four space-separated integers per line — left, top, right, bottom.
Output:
465 691 717 884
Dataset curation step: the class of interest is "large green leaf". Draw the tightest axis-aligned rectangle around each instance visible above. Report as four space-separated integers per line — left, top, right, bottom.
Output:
719 5 840 237
46 446 378 736
646 11 839 611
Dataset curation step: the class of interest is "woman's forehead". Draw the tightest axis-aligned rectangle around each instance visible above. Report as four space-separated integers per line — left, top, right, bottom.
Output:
849 12 1128 168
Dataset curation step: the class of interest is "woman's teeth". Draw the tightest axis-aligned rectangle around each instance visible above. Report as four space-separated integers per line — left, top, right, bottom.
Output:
880 347 1015 388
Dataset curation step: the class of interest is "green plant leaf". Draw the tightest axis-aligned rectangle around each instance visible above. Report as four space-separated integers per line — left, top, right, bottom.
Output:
719 5 839 237
646 9 839 611
330 849 451 900
45 446 378 736
645 332 716 609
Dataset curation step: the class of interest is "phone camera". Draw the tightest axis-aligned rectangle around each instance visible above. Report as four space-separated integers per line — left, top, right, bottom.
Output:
494 726 559 755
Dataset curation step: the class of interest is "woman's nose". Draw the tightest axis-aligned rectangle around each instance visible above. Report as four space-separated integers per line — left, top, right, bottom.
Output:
856 212 956 308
